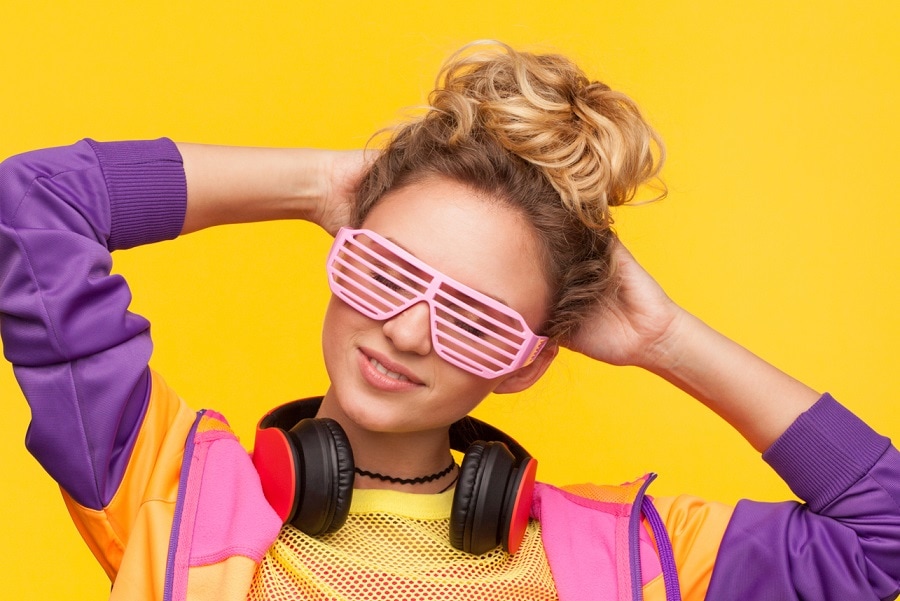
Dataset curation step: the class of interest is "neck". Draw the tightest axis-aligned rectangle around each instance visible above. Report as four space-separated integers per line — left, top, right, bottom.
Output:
317 390 458 494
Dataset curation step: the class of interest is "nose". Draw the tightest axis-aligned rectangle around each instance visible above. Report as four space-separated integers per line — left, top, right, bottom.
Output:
382 301 433 356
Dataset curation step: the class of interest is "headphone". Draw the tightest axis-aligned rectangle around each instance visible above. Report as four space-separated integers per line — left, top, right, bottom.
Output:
252 398 537 555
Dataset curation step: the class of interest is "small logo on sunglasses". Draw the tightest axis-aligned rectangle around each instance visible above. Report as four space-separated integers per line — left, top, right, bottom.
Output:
525 339 547 365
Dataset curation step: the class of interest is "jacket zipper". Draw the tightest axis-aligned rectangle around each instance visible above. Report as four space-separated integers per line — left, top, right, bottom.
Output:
642 495 682 601
162 410 205 601
628 474 656 601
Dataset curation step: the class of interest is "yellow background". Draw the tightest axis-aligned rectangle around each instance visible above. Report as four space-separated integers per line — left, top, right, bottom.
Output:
1 1 897 597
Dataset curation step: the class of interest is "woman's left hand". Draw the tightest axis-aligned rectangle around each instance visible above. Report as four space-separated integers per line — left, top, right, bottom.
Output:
568 238 821 451
565 239 683 370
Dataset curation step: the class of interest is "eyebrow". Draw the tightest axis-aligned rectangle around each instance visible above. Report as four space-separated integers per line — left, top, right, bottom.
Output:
384 235 512 307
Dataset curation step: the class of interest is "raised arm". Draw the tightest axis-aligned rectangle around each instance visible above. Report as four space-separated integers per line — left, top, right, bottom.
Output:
568 240 820 451
567 240 900 600
0 139 365 510
0 139 186 509
176 142 365 235
0 138 369 593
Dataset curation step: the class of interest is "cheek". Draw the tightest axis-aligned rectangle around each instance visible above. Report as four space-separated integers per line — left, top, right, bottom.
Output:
432 362 501 411
321 296 369 355
321 297 342 346
323 295 370 328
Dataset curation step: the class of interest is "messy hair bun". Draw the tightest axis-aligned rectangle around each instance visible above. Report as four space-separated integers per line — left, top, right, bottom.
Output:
433 42 664 229
354 42 665 340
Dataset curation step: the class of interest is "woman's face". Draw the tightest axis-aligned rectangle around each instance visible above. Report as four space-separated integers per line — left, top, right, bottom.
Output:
321 175 555 435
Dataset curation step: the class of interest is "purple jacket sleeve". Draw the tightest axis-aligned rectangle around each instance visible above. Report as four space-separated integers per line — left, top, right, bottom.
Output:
0 138 186 510
706 394 900 600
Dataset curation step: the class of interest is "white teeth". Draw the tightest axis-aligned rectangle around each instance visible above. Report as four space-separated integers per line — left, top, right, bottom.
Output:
369 358 410 382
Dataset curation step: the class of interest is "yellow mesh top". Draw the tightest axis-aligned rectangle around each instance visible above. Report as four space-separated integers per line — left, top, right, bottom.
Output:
247 487 557 600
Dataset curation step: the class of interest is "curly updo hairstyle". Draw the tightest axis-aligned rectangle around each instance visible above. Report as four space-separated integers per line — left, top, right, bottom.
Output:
353 42 665 341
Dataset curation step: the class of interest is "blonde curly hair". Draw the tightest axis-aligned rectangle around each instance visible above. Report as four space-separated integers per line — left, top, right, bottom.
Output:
353 42 665 341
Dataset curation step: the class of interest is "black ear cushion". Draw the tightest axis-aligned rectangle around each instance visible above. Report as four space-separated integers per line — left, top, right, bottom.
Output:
319 418 355 533
467 443 515 555
450 442 486 552
288 418 354 536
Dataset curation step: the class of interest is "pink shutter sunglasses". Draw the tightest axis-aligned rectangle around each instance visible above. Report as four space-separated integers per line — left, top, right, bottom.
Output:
326 228 549 378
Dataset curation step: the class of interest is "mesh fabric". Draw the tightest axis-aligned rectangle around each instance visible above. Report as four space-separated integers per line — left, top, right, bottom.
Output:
247 488 557 600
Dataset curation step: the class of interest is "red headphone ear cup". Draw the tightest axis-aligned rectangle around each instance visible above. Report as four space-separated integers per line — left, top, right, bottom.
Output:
253 425 301 524
288 418 355 536
499 457 537 555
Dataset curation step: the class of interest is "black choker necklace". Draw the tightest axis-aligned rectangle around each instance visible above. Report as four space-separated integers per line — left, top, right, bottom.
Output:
354 457 457 485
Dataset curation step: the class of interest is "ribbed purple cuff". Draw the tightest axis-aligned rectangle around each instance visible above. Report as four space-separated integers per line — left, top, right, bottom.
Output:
86 138 186 251
762 393 892 511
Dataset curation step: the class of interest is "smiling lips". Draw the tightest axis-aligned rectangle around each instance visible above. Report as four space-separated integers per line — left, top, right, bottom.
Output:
369 356 410 382
358 349 423 390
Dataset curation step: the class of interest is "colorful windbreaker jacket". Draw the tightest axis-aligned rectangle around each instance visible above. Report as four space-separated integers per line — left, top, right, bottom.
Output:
1 139 898 601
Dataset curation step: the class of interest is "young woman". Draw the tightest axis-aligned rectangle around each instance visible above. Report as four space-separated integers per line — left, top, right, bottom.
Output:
1 43 897 601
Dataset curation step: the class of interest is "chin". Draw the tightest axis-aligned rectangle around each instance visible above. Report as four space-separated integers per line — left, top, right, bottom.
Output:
327 385 424 435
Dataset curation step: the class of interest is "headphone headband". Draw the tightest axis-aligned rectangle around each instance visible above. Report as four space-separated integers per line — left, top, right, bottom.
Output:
258 397 532 463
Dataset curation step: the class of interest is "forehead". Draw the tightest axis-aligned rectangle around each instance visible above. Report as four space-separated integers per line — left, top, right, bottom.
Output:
360 177 552 326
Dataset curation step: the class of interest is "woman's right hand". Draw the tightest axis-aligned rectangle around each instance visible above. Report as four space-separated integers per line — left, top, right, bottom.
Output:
313 149 372 235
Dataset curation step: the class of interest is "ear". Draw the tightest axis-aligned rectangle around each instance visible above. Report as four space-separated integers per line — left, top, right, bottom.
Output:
492 342 559 394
